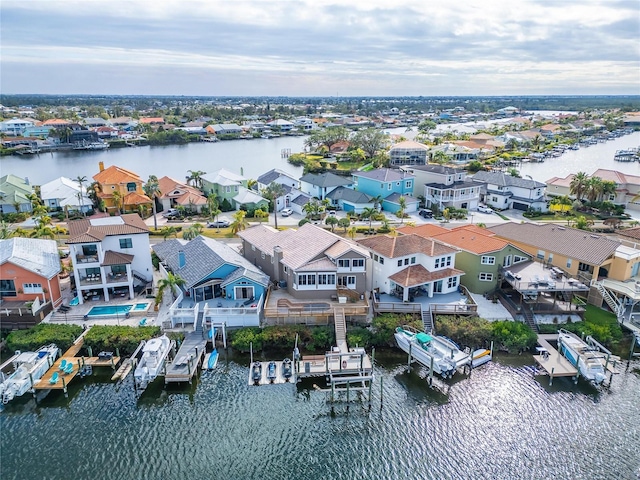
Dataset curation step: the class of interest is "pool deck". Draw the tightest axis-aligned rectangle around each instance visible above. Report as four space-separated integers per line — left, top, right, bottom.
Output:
44 296 156 328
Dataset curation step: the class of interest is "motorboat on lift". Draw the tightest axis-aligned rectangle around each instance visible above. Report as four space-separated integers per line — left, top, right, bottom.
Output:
267 361 277 383
133 335 172 390
251 362 262 385
0 344 59 404
557 329 606 384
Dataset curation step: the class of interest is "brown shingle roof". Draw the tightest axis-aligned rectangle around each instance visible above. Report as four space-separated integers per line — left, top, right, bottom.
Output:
617 226 640 241
357 234 457 258
489 222 619 265
67 214 149 244
102 250 134 266
388 265 464 288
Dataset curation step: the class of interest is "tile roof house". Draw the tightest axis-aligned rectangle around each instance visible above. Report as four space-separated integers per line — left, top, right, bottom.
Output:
472 171 547 212
299 172 353 200
153 236 269 327
0 238 63 318
400 164 482 211
157 176 207 213
66 214 152 305
238 223 370 300
40 176 92 213
399 224 532 294
357 234 463 301
93 163 152 214
0 174 33 214
352 168 418 214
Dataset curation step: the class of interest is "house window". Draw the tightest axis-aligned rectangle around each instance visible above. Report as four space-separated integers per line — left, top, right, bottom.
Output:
352 259 364 268
514 255 528 263
0 279 16 297
447 277 458 288
261 252 265 260
491 196 498 203
119 238 133 249
388 184 392 190
373 254 379 262
318 274 336 285
111 265 126 275
479 273 493 281
283 266 288 273
226 186 231 193
548 254 554 263
537 250 545 260
397 259 403 267
481 256 496 265
338 259 350 268
404 258 409 266
411 257 416 264
23 283 43 294
126 182 136 192
566 259 572 269
406 181 412 189
379 257 384 265
298 274 316 285
82 245 98 256
251 245 256 251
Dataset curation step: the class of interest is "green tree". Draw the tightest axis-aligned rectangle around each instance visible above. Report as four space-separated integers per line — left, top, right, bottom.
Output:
143 175 161 230
231 210 248 234
160 225 177 240
187 170 206 189
254 208 269 223
569 171 589 201
396 196 407 224
156 272 186 307
338 217 351 233
351 128 388 158
585 176 603 203
361 206 377 231
261 182 286 229
183 223 204 240
112 190 123 214
325 215 339 232
75 176 88 216
573 215 594 231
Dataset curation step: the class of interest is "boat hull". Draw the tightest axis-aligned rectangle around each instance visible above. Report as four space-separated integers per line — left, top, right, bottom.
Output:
558 332 606 384
134 335 172 390
394 329 468 378
1 345 59 404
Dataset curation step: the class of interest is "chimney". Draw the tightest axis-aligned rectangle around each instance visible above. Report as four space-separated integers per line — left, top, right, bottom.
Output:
273 246 283 283
178 250 186 269
99 161 105 172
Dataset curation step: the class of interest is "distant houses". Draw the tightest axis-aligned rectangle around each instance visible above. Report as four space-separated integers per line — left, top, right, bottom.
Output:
40 177 92 214
0 174 33 214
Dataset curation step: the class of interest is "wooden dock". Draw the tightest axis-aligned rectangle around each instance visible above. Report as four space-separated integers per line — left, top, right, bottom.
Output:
164 330 206 384
111 359 133 381
534 334 578 384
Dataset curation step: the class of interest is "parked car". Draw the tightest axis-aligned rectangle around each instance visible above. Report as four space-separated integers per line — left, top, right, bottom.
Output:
327 210 336 216
207 218 230 228
281 208 293 217
418 209 433 219
163 208 179 218
477 205 493 214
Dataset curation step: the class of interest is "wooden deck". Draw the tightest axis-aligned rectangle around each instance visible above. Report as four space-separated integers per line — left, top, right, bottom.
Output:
83 356 120 368
34 356 82 390
533 334 578 380
164 331 206 383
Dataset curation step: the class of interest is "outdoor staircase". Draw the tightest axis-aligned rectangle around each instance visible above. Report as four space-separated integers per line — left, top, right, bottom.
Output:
594 281 625 318
521 304 538 332
132 270 150 285
421 306 435 334
194 311 204 334
333 307 348 353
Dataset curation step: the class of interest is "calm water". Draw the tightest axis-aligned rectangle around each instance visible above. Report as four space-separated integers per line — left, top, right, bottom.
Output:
1 353 638 480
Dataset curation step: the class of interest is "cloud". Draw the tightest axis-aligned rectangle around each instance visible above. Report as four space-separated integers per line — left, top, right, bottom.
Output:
1 0 638 95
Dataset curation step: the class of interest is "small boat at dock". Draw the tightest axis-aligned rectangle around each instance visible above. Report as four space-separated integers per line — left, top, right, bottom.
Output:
557 329 606 384
282 358 293 381
471 348 492 368
267 361 277 383
134 335 171 390
0 344 59 404
203 349 219 370
251 362 262 385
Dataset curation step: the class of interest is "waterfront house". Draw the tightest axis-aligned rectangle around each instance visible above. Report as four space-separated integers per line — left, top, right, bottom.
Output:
157 176 207 214
83 118 110 128
205 124 243 136
40 177 92 214
428 143 479 164
0 174 33 214
352 168 418 214
472 171 547 212
67 214 152 305
399 164 482 211
238 223 370 300
399 224 532 294
299 172 353 201
153 235 269 328
201 169 268 211
256 168 300 192
0 118 35 136
389 140 429 166
357 233 463 302
93 163 152 214
139 117 165 126
267 119 295 132
0 237 63 326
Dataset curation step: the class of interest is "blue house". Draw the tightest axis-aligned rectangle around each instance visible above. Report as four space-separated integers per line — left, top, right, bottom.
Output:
352 168 419 214
152 236 269 327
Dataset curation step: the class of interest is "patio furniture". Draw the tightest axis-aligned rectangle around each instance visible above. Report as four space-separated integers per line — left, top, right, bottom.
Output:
49 372 59 384
217 301 223 308
59 359 68 371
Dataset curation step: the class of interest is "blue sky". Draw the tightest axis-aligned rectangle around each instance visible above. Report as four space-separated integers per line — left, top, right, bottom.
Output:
1 0 639 96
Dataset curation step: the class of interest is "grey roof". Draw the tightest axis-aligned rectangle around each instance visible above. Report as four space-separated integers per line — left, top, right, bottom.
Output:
425 179 483 190
292 192 312 206
257 168 296 186
489 223 620 265
384 192 420 204
353 168 414 182
300 172 352 188
326 187 373 204
0 237 60 279
152 236 268 290
406 164 465 175
473 171 546 189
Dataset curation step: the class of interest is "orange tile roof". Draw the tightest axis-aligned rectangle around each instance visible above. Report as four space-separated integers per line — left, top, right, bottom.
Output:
139 117 164 124
42 118 71 125
67 214 148 243
93 165 143 185
123 191 152 205
397 224 449 237
431 228 508 255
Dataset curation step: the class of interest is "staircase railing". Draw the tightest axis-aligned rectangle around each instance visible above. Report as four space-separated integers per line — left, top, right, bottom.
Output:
593 281 624 318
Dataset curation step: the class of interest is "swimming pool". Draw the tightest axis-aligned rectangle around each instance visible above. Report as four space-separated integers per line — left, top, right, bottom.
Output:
86 302 151 317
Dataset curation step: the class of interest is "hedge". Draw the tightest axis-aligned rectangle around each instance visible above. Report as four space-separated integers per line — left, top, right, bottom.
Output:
230 325 334 353
83 325 161 356
5 324 83 353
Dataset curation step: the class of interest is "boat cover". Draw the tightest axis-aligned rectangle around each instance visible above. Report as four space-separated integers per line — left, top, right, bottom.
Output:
416 333 432 344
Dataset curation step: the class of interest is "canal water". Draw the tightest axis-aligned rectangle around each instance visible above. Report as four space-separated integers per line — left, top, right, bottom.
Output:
2 131 639 187
1 352 638 480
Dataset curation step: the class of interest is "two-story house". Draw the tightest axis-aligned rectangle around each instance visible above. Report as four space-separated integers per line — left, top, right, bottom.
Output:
40 177 92 214
352 168 419 214
67 214 153 304
0 118 36 136
256 169 302 212
389 140 429 166
399 224 532 294
93 163 152 214
400 164 482 211
201 168 268 211
157 176 207 213
0 174 33 214
472 171 547 212
357 234 463 301
238 223 370 300
299 172 353 201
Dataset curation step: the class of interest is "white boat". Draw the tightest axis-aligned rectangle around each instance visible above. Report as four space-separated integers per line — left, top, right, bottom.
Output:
557 329 606 384
0 344 59 404
134 335 172 390
471 348 492 368
394 326 470 379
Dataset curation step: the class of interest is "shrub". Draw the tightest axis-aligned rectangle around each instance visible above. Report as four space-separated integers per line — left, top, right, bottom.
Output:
298 218 310 227
435 316 492 349
6 324 83 353
230 327 263 352
490 320 537 353
371 313 422 346
346 327 373 349
83 325 161 356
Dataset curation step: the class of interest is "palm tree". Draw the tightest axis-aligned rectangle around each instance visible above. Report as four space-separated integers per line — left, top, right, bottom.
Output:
261 182 286 229
569 172 589 201
0 221 14 239
372 195 384 212
143 175 162 230
187 170 206 189
347 226 357 240
361 206 377 232
230 210 248 234
397 196 407 224
600 180 617 203
75 176 88 216
585 176 603 203
183 223 204 240
160 226 177 240
112 190 123 214
156 272 186 307
31 226 55 239
206 193 218 218
254 208 269 223
247 179 258 191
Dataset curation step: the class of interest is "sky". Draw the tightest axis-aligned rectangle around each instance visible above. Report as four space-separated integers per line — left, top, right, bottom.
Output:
1 0 639 96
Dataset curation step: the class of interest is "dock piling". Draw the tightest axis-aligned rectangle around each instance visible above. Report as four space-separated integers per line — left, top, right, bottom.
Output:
549 367 554 386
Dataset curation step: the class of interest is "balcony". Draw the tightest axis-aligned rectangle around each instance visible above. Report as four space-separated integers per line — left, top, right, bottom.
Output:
75 254 99 264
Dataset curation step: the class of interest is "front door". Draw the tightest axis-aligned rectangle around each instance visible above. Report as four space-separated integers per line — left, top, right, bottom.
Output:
433 280 443 294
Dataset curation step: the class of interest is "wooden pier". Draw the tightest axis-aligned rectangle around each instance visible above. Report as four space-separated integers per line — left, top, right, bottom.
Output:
533 334 578 384
164 330 206 384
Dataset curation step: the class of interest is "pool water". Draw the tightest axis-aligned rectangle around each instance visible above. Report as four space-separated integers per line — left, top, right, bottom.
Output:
86 303 150 317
